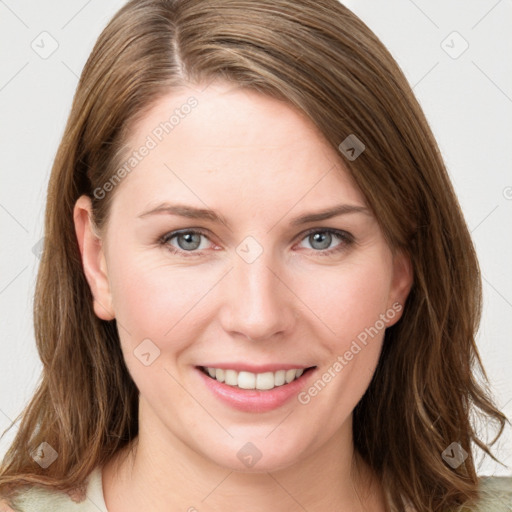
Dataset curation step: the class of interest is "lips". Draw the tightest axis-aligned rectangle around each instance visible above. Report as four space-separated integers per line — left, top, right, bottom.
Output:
195 364 318 412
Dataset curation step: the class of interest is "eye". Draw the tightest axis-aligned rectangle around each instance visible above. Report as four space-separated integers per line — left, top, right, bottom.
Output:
159 229 213 256
296 228 353 256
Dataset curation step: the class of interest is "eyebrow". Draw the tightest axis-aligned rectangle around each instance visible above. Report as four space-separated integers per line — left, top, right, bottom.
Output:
137 202 371 226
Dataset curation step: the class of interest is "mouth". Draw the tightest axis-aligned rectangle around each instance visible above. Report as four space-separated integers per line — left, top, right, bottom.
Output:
197 365 317 391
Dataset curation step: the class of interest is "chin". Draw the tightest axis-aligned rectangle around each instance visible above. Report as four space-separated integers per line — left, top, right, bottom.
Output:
202 436 312 474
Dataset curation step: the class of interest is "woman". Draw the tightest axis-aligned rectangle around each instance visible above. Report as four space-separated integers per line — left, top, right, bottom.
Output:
0 0 510 511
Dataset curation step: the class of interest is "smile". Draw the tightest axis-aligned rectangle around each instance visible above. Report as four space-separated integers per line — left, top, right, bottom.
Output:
199 366 316 391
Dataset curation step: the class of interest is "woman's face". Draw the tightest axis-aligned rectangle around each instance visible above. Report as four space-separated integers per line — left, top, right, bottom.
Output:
76 81 412 472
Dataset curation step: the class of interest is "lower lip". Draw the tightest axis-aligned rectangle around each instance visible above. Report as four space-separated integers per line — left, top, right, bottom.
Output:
195 366 317 413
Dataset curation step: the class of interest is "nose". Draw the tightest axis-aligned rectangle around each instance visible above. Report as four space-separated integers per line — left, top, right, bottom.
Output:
219 246 296 342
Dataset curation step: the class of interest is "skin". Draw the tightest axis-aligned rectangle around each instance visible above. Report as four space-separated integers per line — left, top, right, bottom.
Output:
74 81 413 512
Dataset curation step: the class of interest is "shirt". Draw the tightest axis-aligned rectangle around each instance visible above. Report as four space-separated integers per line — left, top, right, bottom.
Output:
1 467 511 511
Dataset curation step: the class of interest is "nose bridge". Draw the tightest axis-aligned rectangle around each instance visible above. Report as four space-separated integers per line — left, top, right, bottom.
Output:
221 239 293 341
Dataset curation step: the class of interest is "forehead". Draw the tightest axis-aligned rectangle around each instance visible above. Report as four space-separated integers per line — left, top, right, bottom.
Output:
110 82 366 220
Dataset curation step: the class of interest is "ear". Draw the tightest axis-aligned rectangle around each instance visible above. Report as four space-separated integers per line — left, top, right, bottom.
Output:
73 195 115 320
386 248 413 326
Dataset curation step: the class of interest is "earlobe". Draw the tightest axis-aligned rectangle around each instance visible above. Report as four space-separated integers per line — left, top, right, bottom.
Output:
73 195 115 320
387 249 414 326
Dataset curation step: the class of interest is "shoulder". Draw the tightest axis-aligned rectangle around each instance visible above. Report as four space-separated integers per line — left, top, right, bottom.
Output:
0 466 107 512
460 476 512 512
466 476 512 512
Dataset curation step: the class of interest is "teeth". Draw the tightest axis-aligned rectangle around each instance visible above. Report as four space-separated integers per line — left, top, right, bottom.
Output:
238 371 256 389
274 370 286 386
285 369 296 383
203 367 309 390
224 369 237 386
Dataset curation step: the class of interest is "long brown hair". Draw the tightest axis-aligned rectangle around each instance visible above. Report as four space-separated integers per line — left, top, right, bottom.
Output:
0 1 507 510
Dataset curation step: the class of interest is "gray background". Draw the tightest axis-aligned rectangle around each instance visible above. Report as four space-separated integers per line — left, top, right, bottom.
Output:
1 0 511 476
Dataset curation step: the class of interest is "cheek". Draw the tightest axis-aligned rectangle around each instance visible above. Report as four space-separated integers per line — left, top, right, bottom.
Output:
293 256 393 420
300 252 393 345
108 252 212 346
107 256 215 391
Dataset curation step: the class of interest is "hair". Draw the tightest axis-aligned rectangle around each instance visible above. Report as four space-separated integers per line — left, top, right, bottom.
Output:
0 0 508 510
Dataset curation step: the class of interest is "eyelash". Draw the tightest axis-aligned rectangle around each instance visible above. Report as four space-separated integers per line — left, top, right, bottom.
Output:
158 227 354 258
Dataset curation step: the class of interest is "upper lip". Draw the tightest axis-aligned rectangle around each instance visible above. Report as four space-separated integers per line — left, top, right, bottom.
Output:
197 363 316 373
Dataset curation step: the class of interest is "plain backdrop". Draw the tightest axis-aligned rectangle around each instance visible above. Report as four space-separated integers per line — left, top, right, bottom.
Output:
1 0 511 476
